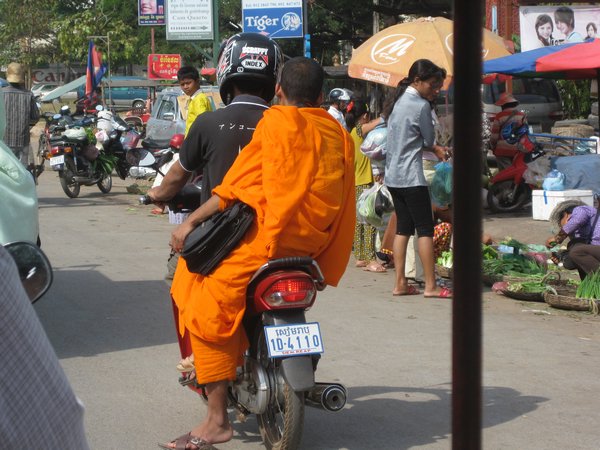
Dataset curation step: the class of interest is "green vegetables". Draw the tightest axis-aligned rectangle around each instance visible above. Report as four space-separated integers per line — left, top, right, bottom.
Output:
437 251 453 268
506 279 547 293
483 254 546 276
576 270 600 299
482 244 498 261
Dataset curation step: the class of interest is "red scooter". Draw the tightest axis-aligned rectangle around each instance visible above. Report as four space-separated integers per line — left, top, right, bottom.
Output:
487 125 545 213
139 192 346 450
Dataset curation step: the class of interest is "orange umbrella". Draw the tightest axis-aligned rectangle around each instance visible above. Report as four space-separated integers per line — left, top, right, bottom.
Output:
348 16 511 88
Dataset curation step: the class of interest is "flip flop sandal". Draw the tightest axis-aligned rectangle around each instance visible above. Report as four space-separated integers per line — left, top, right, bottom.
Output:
178 370 197 387
158 432 213 450
363 262 387 273
424 287 453 298
392 285 421 296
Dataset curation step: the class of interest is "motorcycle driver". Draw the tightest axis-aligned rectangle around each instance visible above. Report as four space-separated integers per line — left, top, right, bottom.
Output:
327 87 351 129
489 92 528 171
159 56 355 449
148 32 283 282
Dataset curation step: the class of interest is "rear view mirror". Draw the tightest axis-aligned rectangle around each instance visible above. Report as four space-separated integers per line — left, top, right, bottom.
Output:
4 242 53 304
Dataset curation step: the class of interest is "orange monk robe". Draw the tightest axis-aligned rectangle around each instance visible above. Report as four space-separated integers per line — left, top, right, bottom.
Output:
170 105 355 384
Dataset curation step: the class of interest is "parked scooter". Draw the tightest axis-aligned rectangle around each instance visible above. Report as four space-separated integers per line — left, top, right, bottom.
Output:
487 124 546 213
138 188 346 450
95 106 142 180
128 133 183 180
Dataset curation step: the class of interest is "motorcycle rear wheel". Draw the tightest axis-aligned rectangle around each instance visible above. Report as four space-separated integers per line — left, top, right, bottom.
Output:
256 328 304 450
97 171 112 193
487 180 530 213
59 158 81 198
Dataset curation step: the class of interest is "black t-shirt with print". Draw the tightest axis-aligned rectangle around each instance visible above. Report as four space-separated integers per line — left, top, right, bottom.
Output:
179 94 269 204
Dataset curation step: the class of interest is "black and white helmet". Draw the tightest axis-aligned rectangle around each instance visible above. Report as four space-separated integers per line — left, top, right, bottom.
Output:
329 88 351 102
216 32 283 105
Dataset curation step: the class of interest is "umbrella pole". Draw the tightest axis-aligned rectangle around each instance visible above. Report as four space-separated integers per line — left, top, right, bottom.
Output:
452 0 483 448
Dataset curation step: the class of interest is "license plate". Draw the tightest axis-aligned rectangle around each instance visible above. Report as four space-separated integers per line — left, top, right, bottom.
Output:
264 322 324 358
50 155 64 169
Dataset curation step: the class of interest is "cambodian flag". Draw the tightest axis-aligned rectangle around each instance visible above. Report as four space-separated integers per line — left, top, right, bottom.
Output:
85 40 107 107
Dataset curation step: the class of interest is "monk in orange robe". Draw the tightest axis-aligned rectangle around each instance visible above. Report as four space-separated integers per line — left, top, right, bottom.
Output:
160 57 355 448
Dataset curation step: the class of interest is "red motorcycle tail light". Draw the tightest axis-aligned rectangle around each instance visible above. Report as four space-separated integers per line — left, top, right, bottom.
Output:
50 146 61 155
254 272 317 311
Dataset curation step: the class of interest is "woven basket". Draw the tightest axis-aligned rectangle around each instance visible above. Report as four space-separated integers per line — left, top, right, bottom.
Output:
436 264 453 279
550 124 595 138
544 292 600 313
482 273 503 287
501 289 544 302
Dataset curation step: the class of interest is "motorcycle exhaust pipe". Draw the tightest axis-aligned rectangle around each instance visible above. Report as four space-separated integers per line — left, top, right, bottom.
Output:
305 382 347 412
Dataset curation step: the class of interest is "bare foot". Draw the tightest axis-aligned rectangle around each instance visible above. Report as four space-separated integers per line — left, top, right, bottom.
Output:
190 418 233 445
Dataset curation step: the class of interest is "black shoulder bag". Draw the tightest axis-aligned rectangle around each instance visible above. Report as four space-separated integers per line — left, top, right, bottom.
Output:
181 202 255 275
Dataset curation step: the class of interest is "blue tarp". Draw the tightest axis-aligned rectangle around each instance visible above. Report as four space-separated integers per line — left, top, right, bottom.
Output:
551 154 600 195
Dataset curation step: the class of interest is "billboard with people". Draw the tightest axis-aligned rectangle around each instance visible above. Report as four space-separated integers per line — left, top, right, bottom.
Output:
519 5 600 51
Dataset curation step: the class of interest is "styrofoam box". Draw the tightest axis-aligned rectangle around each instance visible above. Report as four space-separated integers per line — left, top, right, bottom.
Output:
532 189 594 221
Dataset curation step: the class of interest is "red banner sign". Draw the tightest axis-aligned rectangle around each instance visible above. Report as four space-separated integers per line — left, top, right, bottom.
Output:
147 54 181 80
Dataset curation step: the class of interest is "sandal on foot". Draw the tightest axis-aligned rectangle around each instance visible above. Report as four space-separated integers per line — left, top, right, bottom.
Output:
363 261 387 273
424 287 453 299
158 432 212 450
392 285 421 296
176 355 195 372
178 370 197 387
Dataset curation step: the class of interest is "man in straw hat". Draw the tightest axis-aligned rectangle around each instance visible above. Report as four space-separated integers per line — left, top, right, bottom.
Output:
2 62 39 166
546 200 600 280
489 91 528 171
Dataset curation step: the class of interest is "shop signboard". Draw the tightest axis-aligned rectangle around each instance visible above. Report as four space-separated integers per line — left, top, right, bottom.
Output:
138 0 165 25
242 0 303 39
520 4 600 51
147 54 182 79
166 0 213 40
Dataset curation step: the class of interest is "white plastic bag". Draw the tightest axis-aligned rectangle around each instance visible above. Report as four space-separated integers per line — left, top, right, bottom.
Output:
523 155 551 188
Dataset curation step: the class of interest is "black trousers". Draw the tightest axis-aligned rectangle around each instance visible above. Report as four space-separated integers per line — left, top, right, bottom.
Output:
565 242 600 279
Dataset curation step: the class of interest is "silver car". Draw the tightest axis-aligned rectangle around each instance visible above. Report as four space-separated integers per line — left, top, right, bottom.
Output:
143 86 222 149
436 78 563 133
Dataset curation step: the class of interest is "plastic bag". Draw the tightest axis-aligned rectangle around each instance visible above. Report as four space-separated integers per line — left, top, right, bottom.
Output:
375 184 394 217
430 161 453 207
357 184 388 227
523 155 551 187
360 125 387 161
541 169 565 191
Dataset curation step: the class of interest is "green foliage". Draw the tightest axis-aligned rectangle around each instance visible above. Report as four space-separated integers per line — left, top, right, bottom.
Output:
556 80 592 119
0 0 60 67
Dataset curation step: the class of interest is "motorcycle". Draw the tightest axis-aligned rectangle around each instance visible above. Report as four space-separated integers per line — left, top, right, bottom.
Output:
487 123 546 213
95 107 142 180
138 188 346 450
47 113 113 198
128 133 183 180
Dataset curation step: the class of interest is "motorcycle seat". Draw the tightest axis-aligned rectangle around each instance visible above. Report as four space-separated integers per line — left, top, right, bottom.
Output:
49 135 88 145
142 138 169 151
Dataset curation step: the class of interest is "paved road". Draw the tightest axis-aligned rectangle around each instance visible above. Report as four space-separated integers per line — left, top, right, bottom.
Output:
33 172 600 449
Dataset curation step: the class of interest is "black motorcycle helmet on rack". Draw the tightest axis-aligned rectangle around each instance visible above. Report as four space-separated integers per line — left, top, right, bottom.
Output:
216 32 283 105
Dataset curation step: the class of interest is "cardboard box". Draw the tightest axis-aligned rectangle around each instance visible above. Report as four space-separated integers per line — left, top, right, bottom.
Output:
532 189 594 221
